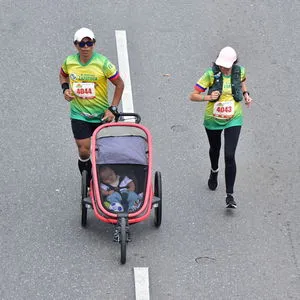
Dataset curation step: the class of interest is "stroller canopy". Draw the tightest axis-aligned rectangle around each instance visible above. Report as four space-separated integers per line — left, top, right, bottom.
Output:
95 126 148 165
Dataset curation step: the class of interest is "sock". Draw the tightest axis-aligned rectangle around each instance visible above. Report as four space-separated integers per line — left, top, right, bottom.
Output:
78 157 91 173
78 157 92 186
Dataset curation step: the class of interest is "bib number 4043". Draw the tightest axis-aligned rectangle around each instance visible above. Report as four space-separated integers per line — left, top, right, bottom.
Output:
216 106 232 113
213 101 234 119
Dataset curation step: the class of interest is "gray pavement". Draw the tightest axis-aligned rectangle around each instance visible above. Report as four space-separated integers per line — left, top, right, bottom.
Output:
1 1 299 299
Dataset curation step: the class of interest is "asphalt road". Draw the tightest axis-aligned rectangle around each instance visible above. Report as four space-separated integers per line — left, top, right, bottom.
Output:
1 1 299 299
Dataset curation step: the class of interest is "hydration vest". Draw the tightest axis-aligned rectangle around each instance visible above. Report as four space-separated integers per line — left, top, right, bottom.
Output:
207 64 243 102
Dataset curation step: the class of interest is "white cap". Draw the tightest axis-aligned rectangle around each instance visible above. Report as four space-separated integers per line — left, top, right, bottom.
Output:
215 46 237 68
74 28 95 42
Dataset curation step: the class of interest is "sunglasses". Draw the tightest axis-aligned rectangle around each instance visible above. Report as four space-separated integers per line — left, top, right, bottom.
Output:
77 41 94 48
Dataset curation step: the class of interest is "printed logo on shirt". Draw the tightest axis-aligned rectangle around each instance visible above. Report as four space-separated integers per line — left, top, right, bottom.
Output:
70 73 77 80
70 73 98 81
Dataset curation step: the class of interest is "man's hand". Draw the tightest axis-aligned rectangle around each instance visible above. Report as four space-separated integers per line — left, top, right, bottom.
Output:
64 89 75 102
102 110 115 122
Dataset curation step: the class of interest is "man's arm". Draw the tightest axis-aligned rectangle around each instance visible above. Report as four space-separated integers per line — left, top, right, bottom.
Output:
59 71 69 85
102 76 124 122
59 69 74 101
110 76 124 106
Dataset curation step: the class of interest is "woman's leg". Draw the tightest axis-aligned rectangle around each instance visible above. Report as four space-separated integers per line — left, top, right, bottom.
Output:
205 128 222 190
205 128 222 171
224 126 241 194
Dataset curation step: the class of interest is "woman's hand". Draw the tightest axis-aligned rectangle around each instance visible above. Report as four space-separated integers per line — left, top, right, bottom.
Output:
210 91 221 101
244 94 252 107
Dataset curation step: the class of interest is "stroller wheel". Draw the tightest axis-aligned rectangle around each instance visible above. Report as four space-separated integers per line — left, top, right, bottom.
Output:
120 217 127 264
154 171 162 227
81 170 88 227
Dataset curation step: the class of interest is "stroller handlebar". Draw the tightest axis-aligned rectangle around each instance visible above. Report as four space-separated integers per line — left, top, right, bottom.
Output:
115 112 141 124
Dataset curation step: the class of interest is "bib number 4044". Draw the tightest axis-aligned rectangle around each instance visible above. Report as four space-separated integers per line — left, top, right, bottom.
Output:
76 87 93 95
73 82 96 99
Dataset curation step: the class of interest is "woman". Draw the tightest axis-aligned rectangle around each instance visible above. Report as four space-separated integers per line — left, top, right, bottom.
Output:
189 46 252 208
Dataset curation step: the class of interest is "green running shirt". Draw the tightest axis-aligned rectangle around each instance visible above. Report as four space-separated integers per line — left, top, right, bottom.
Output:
61 52 119 122
194 66 246 130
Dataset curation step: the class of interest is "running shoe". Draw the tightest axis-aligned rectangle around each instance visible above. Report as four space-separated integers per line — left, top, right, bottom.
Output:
226 194 237 208
208 170 218 190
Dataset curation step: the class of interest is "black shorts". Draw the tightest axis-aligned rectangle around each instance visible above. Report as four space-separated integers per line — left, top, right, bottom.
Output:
71 119 102 139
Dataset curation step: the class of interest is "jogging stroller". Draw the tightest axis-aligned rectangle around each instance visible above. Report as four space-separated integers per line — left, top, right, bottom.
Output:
81 113 162 264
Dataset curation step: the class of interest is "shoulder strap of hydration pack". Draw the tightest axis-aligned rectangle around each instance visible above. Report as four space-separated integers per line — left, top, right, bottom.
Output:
207 64 222 100
231 65 243 102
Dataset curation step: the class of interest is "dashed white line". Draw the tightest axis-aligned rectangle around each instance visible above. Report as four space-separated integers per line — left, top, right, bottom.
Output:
134 267 150 300
115 30 134 114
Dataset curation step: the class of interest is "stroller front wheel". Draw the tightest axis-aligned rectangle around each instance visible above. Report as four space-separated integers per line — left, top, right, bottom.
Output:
120 217 127 264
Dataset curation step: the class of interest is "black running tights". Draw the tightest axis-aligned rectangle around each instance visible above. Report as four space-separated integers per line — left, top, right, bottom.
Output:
205 126 241 194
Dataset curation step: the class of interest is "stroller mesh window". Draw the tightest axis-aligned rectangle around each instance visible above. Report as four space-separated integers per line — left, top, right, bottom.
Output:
96 136 148 165
95 134 148 213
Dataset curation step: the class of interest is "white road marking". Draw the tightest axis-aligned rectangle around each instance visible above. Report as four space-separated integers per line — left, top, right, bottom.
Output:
115 30 134 115
134 267 150 300
115 31 150 300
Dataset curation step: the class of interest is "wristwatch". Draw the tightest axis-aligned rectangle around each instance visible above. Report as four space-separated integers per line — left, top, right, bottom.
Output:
108 106 118 115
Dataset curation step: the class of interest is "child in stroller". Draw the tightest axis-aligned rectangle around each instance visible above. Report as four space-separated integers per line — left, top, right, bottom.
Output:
99 166 142 212
81 112 162 264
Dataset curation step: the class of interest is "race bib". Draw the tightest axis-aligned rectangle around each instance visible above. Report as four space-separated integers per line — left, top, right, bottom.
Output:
213 100 234 119
72 82 95 99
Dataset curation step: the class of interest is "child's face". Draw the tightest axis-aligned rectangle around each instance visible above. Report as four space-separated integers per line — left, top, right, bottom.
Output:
101 168 117 184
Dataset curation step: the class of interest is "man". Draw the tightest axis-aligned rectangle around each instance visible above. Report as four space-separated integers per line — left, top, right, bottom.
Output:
59 27 124 183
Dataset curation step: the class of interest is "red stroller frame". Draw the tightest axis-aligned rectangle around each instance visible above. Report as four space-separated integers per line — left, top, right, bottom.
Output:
81 113 162 264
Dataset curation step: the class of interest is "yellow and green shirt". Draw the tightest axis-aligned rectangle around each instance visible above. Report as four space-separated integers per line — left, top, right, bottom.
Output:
60 52 119 122
195 66 246 130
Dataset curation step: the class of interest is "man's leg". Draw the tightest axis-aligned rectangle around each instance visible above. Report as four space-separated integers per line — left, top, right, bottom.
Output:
71 119 101 185
76 138 92 183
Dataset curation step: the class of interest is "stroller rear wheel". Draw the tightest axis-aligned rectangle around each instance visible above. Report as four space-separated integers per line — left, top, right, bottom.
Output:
81 170 88 227
120 217 127 264
154 171 162 227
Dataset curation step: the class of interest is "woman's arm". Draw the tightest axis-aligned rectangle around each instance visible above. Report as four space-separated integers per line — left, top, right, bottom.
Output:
189 90 220 102
241 81 253 106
